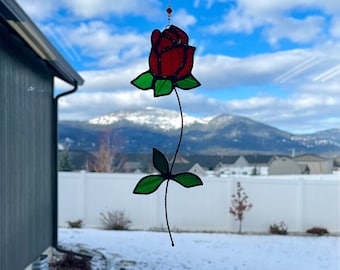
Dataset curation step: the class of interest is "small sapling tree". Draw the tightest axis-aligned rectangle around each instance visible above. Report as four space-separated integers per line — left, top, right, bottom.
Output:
229 181 253 233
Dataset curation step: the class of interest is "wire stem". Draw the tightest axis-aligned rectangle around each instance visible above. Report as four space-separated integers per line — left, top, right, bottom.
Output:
164 88 183 247
170 89 183 172
164 180 174 246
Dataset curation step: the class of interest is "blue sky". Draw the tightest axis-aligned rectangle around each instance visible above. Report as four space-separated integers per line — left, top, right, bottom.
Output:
17 0 340 134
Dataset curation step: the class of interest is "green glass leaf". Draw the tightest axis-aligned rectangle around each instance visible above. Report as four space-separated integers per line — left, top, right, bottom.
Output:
154 79 173 97
176 74 201 90
153 148 169 174
131 71 154 90
173 172 203 188
133 175 165 194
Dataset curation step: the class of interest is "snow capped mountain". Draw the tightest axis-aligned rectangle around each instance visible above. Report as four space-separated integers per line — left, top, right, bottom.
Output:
88 107 213 131
59 107 340 155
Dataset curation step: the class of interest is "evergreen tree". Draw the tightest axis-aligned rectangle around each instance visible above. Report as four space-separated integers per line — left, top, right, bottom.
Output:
59 149 73 171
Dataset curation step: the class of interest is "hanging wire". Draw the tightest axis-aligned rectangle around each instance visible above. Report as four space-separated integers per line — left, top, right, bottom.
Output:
166 0 172 26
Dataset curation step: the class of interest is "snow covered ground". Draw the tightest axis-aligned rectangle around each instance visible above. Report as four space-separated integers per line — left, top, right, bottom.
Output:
59 228 340 270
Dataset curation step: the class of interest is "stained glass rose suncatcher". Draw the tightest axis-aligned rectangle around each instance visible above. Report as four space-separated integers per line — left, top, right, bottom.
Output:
131 25 201 97
130 24 202 246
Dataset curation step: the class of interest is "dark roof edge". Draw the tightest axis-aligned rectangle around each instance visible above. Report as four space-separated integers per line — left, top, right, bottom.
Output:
0 0 84 86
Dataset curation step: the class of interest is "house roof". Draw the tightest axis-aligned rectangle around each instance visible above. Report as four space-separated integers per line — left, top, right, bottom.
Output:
0 0 84 86
243 155 275 164
294 154 328 162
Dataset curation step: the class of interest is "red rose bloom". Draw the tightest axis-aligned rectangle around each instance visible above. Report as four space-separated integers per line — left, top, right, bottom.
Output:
149 25 195 80
131 25 200 97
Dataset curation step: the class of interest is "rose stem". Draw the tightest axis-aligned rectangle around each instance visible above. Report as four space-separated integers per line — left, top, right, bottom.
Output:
165 88 183 247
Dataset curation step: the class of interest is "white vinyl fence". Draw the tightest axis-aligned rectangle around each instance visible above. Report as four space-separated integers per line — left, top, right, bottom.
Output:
59 172 340 233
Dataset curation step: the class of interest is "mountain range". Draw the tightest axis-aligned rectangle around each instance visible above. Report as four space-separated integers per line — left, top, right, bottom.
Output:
59 107 340 156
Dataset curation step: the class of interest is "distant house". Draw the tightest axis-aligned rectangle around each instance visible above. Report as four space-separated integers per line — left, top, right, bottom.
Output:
268 157 310 175
214 154 273 176
189 163 207 177
333 155 340 172
293 154 333 174
108 152 332 177
0 1 83 269
121 161 143 173
171 156 207 177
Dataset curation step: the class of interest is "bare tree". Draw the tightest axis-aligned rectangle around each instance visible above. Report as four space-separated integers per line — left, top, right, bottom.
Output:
93 130 126 172
229 181 253 233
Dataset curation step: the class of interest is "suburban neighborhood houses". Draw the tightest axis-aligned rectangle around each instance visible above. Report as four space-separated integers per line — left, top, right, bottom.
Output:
60 149 338 176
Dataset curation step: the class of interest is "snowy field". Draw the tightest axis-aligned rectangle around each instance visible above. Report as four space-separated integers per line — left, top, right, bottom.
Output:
59 228 340 270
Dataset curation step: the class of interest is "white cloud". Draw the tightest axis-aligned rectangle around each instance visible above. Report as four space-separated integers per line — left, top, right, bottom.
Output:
17 0 61 21
265 16 324 46
18 0 163 21
172 9 197 29
222 90 340 133
58 89 194 121
237 0 340 17
302 81 340 93
58 90 153 120
208 8 263 34
193 0 228 9
55 58 149 93
62 0 162 19
330 18 340 38
195 50 310 89
207 0 339 46
50 21 150 68
78 66 146 92
209 10 325 44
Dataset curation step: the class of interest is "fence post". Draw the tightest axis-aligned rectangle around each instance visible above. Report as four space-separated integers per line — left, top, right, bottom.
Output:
295 177 304 232
81 170 87 226
227 177 236 232
338 175 340 230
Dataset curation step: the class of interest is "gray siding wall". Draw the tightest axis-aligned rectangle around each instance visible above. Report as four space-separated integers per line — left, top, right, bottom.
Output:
0 27 54 269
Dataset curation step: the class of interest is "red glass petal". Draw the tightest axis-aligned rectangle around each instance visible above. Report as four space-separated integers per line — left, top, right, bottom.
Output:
157 34 173 51
160 47 185 77
149 50 159 75
151 29 161 45
163 28 177 43
169 25 188 45
176 46 195 79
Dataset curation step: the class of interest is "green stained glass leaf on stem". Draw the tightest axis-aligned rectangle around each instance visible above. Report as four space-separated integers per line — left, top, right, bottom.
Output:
131 71 154 90
154 79 173 97
152 148 169 174
176 74 201 90
173 172 203 188
133 175 166 194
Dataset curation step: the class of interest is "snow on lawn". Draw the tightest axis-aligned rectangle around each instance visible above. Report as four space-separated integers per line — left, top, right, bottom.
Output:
59 228 340 270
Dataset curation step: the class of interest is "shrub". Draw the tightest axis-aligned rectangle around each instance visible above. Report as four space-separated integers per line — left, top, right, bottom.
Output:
229 182 253 234
306 227 329 236
270 222 288 235
49 252 91 270
67 219 83 228
100 210 131 230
